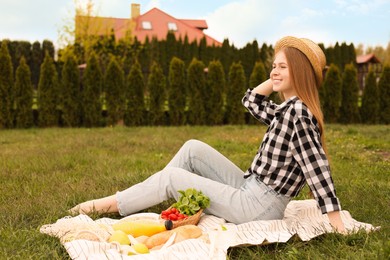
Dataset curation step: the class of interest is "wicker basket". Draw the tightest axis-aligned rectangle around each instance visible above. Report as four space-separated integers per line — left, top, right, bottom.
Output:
162 208 203 229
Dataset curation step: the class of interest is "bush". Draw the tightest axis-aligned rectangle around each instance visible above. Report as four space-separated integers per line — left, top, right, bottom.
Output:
226 62 246 124
14 56 33 128
0 40 14 128
125 59 145 126
340 63 360 124
168 57 186 125
360 69 379 124
148 61 166 125
323 64 342 123
104 56 125 126
206 60 225 125
38 52 59 127
379 65 390 124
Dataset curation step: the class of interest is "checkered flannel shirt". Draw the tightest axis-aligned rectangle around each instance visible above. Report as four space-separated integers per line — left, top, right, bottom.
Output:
242 89 341 214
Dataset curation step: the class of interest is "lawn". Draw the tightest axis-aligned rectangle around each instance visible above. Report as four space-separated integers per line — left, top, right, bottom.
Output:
0 125 389 259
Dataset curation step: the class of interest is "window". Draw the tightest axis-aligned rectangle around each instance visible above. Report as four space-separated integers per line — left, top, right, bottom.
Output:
167 22 177 31
142 21 152 30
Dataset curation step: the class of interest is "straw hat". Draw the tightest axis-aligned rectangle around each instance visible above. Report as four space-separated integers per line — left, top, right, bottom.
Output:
274 36 326 86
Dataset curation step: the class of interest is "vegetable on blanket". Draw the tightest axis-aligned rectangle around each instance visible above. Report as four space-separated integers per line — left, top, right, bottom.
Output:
161 188 210 221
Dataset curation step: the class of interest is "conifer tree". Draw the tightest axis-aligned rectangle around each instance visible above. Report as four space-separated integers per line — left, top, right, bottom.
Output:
187 58 206 125
323 64 342 123
14 56 33 128
104 56 125 126
83 52 103 127
340 63 360 123
226 62 246 124
61 53 81 127
206 60 225 125
31 41 42 87
379 65 390 124
38 52 59 127
0 40 14 128
125 59 145 126
249 61 266 88
360 69 379 124
168 57 186 125
148 61 166 125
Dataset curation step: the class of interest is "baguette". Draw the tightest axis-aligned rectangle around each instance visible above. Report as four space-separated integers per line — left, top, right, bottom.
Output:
144 225 202 249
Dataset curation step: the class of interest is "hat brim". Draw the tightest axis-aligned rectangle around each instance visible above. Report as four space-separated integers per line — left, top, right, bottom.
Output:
275 36 326 86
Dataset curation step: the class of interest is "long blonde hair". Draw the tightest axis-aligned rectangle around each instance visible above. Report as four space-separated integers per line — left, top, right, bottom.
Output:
281 47 327 154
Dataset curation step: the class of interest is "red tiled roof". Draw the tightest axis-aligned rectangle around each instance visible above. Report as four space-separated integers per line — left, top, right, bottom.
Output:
75 7 221 47
356 53 381 64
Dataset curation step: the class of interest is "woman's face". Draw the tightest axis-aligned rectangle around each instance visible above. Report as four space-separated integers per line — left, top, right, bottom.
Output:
270 51 296 99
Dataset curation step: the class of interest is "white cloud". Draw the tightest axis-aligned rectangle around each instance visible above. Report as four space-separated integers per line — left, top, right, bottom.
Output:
204 0 276 47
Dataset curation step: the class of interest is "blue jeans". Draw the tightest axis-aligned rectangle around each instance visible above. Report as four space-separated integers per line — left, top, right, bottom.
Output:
117 140 290 224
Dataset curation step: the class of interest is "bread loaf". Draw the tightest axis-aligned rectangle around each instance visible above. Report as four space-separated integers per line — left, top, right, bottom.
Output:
144 225 202 249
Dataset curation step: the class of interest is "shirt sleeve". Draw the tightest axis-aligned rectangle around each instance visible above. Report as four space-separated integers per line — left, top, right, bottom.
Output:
242 89 278 125
289 116 341 214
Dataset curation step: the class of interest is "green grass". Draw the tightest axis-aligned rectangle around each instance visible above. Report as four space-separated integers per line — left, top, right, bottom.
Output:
0 125 389 259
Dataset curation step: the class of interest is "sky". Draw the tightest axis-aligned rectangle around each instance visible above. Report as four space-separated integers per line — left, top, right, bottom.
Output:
0 0 389 49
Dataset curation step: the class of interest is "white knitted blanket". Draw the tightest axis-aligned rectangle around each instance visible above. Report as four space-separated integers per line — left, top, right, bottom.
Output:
40 199 378 260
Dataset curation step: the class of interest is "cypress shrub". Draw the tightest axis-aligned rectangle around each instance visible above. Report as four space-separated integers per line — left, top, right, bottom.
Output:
323 64 342 123
168 57 186 125
14 56 33 128
0 40 14 128
104 56 125 126
83 52 103 127
147 61 166 125
31 41 42 87
61 53 81 127
125 59 145 126
360 69 379 124
226 62 246 124
187 58 206 125
379 65 390 124
249 61 266 88
38 52 59 127
206 60 225 125
340 63 360 123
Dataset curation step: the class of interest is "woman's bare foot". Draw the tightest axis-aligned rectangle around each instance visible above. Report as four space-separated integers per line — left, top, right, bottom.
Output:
69 195 119 215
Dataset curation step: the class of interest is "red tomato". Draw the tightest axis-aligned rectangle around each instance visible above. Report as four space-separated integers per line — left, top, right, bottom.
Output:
169 214 178 221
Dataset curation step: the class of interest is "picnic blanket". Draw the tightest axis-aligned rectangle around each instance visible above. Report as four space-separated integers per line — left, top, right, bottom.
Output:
40 199 379 260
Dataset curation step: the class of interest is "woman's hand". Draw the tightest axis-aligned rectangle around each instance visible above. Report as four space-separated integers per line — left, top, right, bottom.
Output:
327 210 347 234
252 79 273 96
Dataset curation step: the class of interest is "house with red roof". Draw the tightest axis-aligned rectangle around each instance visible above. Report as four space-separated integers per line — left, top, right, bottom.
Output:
356 53 382 91
75 3 221 47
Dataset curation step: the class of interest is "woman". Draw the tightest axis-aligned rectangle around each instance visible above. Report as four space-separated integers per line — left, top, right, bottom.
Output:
70 36 345 233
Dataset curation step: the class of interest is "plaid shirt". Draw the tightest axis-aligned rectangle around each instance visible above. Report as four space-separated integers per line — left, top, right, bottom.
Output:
242 89 341 214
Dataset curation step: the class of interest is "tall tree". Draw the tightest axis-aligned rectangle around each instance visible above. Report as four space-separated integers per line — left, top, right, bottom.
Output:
104 56 125 126
125 59 145 126
83 52 103 127
340 63 360 123
14 56 33 128
206 60 225 125
322 64 342 123
38 52 59 127
249 61 266 88
61 53 81 126
0 40 14 128
31 41 42 87
360 69 379 124
379 65 390 124
226 62 246 124
187 58 206 125
147 61 166 125
168 57 186 125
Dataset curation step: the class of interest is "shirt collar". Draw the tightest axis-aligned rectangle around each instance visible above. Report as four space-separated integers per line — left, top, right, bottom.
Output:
275 95 299 114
